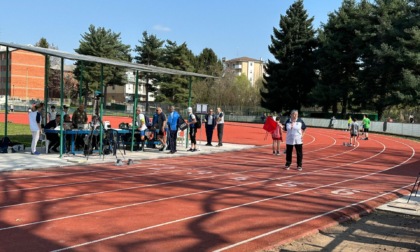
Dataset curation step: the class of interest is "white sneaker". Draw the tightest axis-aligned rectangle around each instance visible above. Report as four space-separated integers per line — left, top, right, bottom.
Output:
284 165 290 170
297 167 303 171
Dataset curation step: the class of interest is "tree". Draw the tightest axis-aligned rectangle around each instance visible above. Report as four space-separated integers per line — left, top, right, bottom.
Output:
34 37 63 99
134 31 165 112
73 25 131 105
192 48 223 104
156 40 195 104
315 0 369 116
357 0 415 119
262 0 317 112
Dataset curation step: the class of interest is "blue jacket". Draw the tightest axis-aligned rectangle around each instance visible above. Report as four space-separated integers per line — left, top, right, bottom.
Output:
167 111 180 131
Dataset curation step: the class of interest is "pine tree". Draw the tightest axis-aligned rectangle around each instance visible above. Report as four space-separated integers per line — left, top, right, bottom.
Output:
357 0 414 119
156 41 195 104
134 31 165 112
262 0 317 112
73 25 131 105
192 48 223 104
315 0 368 116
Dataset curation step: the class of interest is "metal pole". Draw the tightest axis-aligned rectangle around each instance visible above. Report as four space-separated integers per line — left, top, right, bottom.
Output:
186 77 192 148
99 64 104 155
59 58 64 158
131 70 139 152
4 47 9 137
44 56 49 124
79 62 83 105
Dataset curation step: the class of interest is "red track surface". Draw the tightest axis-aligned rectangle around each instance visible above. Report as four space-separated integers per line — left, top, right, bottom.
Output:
0 120 419 252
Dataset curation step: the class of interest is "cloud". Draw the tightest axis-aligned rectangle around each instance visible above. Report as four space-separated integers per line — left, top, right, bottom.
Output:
153 24 171 32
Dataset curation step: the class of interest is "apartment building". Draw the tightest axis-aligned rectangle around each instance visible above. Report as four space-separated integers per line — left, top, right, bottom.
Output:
106 71 155 103
223 57 265 86
0 47 45 100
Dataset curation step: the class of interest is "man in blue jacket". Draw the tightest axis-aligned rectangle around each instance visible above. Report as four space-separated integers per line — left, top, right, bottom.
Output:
204 108 217 146
167 105 180 154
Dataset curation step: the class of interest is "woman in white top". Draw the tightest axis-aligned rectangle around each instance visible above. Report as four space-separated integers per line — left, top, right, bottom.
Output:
29 105 42 155
284 110 306 171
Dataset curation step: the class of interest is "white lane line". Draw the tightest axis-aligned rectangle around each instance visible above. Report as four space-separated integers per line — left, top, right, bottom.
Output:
0 161 171 182
0 133 362 209
0 134 331 194
213 185 412 251
213 135 417 251
49 137 415 251
0 131 390 211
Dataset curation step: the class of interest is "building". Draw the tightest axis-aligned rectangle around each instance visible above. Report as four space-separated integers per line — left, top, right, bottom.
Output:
0 46 45 100
0 46 154 104
106 71 155 104
223 57 265 86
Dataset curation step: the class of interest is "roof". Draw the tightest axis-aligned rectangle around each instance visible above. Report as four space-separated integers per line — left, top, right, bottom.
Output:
225 57 263 63
0 42 217 79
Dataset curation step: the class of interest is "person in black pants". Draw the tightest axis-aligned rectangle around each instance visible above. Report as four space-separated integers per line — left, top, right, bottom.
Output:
44 114 61 152
216 107 224 147
167 105 180 154
204 109 217 146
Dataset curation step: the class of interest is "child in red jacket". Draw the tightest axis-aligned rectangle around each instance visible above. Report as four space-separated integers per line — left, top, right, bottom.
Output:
272 117 283 155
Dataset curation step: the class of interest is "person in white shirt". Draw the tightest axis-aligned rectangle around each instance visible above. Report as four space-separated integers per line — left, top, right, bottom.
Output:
135 107 148 151
29 105 42 155
216 107 224 147
48 105 57 122
284 110 307 171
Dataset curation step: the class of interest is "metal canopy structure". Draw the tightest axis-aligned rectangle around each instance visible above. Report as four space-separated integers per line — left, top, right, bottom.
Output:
1 41 217 157
0 41 216 78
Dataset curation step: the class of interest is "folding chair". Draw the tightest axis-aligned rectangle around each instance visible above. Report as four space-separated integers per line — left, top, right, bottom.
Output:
39 133 50 153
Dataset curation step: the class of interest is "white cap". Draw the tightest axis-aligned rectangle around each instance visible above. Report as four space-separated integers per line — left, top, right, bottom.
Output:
187 107 192 112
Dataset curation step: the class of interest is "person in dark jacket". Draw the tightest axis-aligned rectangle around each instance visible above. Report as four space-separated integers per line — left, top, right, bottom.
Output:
204 109 217 146
44 114 61 152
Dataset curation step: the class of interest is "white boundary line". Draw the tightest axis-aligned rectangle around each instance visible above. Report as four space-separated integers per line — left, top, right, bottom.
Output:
48 136 416 251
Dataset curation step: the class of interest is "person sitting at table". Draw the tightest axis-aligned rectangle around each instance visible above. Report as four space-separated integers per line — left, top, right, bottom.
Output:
44 114 61 152
134 107 148 151
88 115 101 150
72 104 88 150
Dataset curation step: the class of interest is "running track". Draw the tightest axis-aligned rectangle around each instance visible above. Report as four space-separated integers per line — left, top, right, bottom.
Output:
0 122 419 252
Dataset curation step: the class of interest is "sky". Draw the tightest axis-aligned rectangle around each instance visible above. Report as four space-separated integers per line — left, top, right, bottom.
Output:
0 0 344 62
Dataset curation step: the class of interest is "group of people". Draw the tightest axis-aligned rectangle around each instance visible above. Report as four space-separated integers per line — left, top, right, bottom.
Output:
268 110 307 172
347 114 371 147
267 112 375 171
29 103 89 155
132 106 225 154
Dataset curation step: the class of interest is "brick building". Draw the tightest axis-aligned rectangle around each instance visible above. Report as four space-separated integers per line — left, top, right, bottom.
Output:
0 47 45 101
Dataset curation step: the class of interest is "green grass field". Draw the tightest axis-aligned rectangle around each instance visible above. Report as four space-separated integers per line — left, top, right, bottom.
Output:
0 122 32 146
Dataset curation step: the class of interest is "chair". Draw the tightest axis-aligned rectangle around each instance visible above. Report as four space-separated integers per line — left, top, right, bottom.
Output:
39 133 50 153
177 130 186 146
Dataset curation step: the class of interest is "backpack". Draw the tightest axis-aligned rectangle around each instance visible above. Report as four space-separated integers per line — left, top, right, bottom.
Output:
0 137 11 153
144 115 152 128
194 114 202 129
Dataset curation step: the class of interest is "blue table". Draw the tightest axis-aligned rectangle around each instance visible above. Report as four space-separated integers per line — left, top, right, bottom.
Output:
44 129 100 155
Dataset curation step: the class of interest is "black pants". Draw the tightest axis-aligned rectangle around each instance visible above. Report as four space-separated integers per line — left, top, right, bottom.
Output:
217 124 224 145
189 127 197 144
169 130 178 152
285 144 303 167
46 133 60 149
205 125 214 144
